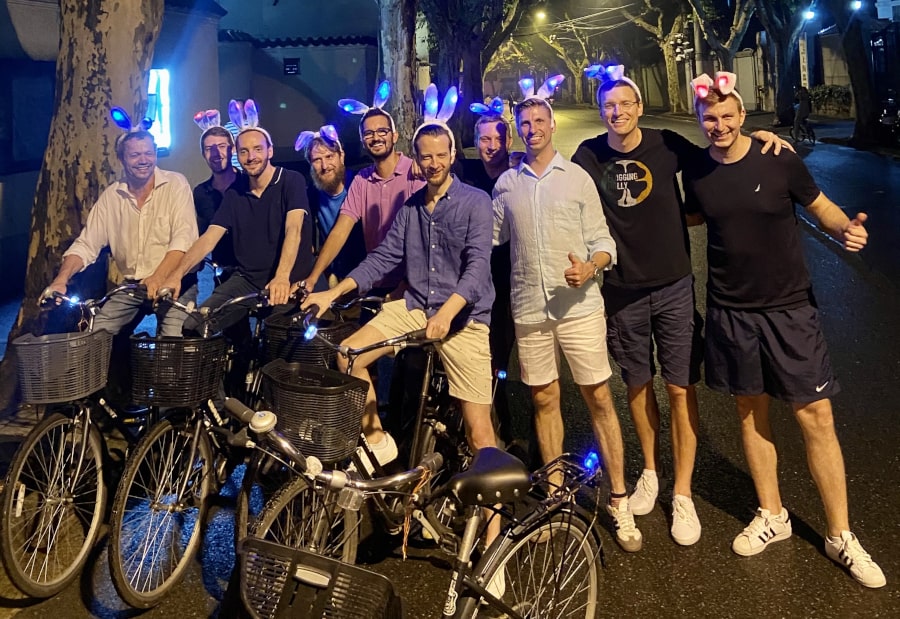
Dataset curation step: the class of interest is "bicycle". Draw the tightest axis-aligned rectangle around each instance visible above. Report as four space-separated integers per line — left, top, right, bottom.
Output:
224 398 605 619
0 283 152 598
790 117 816 144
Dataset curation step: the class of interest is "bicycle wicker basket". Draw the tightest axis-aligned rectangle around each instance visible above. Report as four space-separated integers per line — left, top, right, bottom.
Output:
130 335 227 407
238 538 402 619
13 329 113 404
264 313 357 368
261 359 366 463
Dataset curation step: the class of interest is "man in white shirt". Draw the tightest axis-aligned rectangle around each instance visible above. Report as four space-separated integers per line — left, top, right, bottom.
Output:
493 97 642 552
47 130 199 336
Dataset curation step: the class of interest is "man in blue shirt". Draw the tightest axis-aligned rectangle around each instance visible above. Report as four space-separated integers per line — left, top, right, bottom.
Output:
303 123 497 472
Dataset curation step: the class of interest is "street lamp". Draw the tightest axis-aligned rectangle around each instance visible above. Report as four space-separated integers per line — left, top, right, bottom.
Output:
535 10 546 21
803 9 816 19
850 0 862 9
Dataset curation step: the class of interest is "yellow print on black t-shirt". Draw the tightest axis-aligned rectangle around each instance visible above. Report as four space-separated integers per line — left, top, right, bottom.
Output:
605 160 652 207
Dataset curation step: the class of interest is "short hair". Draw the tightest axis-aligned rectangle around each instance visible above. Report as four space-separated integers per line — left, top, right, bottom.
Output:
304 135 343 162
200 126 235 150
694 88 744 115
116 130 156 159
359 108 396 134
474 114 511 141
413 123 455 155
514 97 553 123
597 79 642 106
236 127 273 148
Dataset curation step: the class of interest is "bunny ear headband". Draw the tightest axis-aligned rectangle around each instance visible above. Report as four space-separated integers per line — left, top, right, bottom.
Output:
412 83 459 154
110 106 154 148
516 75 564 121
469 96 505 117
338 79 396 133
193 109 234 146
228 98 273 145
584 64 643 105
294 125 342 158
690 72 744 109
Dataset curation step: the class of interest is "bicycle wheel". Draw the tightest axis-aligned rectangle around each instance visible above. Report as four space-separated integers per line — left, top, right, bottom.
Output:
456 510 601 618
250 475 358 563
0 411 106 598
108 417 212 608
806 126 816 144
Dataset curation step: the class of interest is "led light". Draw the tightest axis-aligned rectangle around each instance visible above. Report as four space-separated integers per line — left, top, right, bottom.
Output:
850 0 861 9
803 9 815 19
717 75 729 89
110 107 131 130
303 324 318 341
215 267 223 277
496 369 507 380
521 78 534 91
583 451 600 472
696 84 709 98
68 295 80 305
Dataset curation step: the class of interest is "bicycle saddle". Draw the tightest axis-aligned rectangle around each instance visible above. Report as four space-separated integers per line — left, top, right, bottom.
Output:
449 447 531 506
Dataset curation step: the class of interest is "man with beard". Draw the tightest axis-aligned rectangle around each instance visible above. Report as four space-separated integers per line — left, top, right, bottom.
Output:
303 108 424 293
682 76 884 588
47 130 198 336
193 124 239 272
161 125 316 334
493 95 642 553
303 131 364 284
303 123 495 480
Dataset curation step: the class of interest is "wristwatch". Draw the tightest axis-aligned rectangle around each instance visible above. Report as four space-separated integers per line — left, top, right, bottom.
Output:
591 262 603 281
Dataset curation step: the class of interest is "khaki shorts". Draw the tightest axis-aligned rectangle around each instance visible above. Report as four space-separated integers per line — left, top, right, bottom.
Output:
368 300 492 405
515 307 613 386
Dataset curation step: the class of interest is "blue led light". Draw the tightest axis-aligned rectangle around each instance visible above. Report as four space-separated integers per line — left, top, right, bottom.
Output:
496 369 507 380
376 81 390 102
303 324 318 341
343 103 355 112
68 295 80 305
215 267 223 277
583 451 600 472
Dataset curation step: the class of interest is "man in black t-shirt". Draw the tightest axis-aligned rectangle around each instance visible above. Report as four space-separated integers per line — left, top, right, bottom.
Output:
572 72 787 547
683 80 884 588
193 125 239 273
162 126 315 335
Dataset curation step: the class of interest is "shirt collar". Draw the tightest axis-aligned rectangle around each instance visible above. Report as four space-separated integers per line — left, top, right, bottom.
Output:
516 151 566 178
367 153 413 182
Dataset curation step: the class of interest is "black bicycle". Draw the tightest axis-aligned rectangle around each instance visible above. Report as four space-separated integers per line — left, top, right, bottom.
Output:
791 118 816 145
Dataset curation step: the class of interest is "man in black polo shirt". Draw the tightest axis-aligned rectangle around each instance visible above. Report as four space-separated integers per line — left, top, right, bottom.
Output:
193 124 239 273
162 126 314 334
683 76 884 588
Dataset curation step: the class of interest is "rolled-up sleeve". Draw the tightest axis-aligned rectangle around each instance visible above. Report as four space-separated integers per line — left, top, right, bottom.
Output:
580 174 616 269
63 191 112 271
167 175 199 252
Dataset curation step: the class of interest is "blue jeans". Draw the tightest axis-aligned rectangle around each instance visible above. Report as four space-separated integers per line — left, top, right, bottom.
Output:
93 284 198 337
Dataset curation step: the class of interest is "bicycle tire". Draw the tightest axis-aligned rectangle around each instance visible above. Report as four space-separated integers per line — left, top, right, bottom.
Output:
108 417 212 608
454 509 601 618
250 475 358 564
0 411 106 598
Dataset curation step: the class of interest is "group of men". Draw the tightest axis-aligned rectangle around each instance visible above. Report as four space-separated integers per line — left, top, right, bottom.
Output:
47 73 884 590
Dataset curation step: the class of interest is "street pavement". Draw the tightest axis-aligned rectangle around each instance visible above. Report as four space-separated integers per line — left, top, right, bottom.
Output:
1 108 899 617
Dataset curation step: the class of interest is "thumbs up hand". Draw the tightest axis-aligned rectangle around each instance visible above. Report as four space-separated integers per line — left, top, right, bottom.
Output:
842 212 868 252
564 252 594 288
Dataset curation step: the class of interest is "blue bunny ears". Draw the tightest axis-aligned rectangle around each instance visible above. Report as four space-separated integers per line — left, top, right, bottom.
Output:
294 124 342 157
228 98 272 144
412 83 459 154
110 106 153 133
584 64 643 104
338 80 396 132
469 97 505 117
519 74 565 101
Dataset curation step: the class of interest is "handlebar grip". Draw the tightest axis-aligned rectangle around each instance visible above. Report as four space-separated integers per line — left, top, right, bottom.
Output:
418 452 444 474
407 329 428 340
224 397 257 425
157 287 174 299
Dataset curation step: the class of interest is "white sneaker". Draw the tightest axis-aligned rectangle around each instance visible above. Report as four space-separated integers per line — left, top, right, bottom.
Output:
355 432 398 475
606 496 643 552
629 469 659 516
825 531 886 588
732 507 792 556
671 495 701 546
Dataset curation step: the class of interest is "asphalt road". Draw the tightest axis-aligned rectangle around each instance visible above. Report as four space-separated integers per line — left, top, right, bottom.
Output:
1 108 899 618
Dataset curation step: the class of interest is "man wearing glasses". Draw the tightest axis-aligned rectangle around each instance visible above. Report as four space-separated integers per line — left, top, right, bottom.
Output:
303 108 424 294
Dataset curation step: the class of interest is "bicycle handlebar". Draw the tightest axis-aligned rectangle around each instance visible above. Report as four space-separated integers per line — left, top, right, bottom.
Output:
40 282 145 310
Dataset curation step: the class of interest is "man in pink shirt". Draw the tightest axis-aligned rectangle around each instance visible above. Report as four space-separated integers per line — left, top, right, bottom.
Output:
304 107 424 292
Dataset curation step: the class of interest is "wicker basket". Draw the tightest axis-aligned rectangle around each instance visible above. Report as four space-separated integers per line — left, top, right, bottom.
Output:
262 360 366 463
13 329 113 404
263 314 357 368
130 335 227 407
239 538 402 619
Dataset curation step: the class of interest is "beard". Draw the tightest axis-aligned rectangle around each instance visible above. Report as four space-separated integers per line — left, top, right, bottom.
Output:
312 161 346 195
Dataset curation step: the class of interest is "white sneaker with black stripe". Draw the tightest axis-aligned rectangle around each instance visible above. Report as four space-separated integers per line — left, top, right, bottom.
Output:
825 531 886 588
732 507 791 556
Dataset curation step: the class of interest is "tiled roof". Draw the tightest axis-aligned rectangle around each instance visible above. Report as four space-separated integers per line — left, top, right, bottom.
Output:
165 0 228 18
218 29 377 48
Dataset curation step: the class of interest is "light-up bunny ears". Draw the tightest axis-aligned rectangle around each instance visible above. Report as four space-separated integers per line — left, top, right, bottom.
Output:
515 75 564 121
338 80 396 133
412 83 459 155
294 125 342 158
110 106 153 133
470 97 505 117
584 64 643 105
228 98 273 144
690 72 744 110
194 109 221 132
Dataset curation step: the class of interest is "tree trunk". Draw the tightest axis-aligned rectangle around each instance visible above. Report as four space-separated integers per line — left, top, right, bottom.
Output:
380 0 418 154
772 29 797 126
843 19 878 147
663 46 686 113
459 45 483 147
0 0 164 414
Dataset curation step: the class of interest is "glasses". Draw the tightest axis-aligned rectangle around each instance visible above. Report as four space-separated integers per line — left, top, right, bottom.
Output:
362 127 392 140
602 101 638 112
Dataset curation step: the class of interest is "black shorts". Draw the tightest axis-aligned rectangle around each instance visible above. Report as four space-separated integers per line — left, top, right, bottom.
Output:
604 275 703 388
704 304 840 401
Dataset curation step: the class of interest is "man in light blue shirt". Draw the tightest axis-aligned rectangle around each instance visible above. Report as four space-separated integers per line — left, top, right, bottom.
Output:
493 96 641 552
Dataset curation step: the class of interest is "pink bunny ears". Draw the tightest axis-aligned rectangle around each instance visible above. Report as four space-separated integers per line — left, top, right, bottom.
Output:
413 83 459 154
470 97 504 117
338 80 396 132
228 98 273 144
584 64 643 104
690 72 744 109
294 125 342 157
194 109 221 132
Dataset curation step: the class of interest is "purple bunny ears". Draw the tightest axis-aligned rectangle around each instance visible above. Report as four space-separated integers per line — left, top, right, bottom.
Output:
228 98 272 144
413 83 459 154
338 80 396 132
469 97 505 117
294 124 342 156
110 106 153 133
194 109 221 131
584 64 643 104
